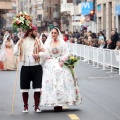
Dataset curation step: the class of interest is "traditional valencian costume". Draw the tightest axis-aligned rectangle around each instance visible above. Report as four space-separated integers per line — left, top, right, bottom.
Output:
1 35 16 70
14 25 45 112
41 28 82 110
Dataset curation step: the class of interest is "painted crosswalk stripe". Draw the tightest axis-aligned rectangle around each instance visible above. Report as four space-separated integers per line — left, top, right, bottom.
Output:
63 106 69 109
88 76 109 79
68 114 80 120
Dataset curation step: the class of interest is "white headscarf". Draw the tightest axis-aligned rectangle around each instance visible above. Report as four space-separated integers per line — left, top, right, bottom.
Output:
1 34 14 50
3 31 10 40
44 27 69 60
39 33 44 41
44 27 65 47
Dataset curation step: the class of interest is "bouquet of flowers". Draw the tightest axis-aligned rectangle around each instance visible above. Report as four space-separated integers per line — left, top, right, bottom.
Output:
12 11 32 30
61 55 81 103
63 55 79 79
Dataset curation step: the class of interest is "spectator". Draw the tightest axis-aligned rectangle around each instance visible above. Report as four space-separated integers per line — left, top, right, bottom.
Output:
3 30 10 40
41 34 47 44
92 39 99 47
0 36 3 48
70 38 75 43
87 32 92 43
98 32 105 48
77 38 82 44
114 28 119 41
115 40 120 50
109 30 119 49
107 40 113 49
1 35 16 70
75 30 80 39
89 40 93 46
0 29 5 37
13 36 19 44
63 34 68 42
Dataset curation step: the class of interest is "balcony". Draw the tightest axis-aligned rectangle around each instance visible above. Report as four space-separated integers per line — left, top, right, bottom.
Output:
61 2 73 13
70 3 81 15
0 0 12 9
53 11 60 19
43 16 48 22
36 21 41 27
61 16 69 24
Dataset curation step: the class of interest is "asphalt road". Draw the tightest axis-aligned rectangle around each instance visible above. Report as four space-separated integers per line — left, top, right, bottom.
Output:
0 62 120 120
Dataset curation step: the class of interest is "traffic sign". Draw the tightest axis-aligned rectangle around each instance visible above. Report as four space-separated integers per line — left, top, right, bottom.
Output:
85 15 90 22
81 2 93 15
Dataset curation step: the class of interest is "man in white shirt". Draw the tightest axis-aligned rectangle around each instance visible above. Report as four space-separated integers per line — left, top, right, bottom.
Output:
14 25 45 113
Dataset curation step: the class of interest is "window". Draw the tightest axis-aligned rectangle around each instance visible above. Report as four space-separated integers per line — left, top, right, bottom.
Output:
67 0 73 3
37 4 43 9
76 0 81 5
37 15 42 21
97 5 101 12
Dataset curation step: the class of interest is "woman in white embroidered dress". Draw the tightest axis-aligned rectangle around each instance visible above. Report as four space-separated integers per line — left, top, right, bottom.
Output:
1 35 16 70
41 28 82 111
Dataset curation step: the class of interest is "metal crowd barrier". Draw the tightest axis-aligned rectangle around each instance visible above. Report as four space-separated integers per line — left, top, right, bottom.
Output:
68 43 120 75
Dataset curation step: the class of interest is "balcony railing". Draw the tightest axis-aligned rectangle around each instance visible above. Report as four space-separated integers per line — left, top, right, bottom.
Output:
0 0 11 2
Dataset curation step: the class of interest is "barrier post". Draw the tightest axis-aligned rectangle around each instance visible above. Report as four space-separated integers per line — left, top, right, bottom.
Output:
97 48 99 68
84 45 85 60
93 47 95 66
88 46 90 64
119 51 120 75
103 49 105 70
110 50 113 72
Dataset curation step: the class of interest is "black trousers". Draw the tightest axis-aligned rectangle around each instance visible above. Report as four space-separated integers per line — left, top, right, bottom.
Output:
20 65 43 89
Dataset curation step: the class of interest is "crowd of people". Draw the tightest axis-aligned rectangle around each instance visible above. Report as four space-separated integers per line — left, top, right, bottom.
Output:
66 29 120 50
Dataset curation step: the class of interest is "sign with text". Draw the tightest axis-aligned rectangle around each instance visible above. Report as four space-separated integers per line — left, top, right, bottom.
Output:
81 2 93 15
115 0 120 15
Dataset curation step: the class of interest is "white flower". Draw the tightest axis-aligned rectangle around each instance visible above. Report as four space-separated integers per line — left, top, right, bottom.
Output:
20 16 24 20
19 11 22 14
13 18 19 22
25 20 29 26
24 11 29 16
19 17 25 23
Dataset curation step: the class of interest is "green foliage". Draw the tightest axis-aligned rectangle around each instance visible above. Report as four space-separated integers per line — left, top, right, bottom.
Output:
64 56 79 67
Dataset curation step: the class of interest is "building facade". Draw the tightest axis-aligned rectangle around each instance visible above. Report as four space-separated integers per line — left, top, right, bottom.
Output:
61 0 73 32
6 0 17 29
16 0 61 32
14 0 120 35
42 0 61 32
0 0 12 29
96 0 116 39
61 0 94 32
